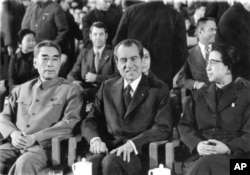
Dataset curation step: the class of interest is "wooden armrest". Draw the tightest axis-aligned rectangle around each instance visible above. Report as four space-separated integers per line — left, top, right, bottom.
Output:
52 134 73 167
149 140 169 169
68 135 83 167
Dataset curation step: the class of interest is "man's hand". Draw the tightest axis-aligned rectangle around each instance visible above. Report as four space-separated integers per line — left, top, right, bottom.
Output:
197 141 216 156
22 134 36 148
85 72 97 82
7 46 14 56
110 142 134 162
10 131 27 149
90 139 108 154
194 81 205 89
207 139 231 155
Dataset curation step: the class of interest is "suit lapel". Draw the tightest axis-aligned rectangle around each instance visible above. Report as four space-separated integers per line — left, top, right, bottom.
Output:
204 84 217 113
111 77 126 117
98 46 110 73
124 75 149 118
195 45 206 66
218 83 237 112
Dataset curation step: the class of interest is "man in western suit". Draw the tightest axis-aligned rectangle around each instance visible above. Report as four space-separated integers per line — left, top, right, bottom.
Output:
113 0 188 88
81 39 173 175
0 40 82 174
177 17 217 91
68 21 115 103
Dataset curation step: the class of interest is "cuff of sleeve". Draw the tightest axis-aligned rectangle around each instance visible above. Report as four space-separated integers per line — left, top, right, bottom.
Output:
193 81 198 89
127 140 138 155
90 137 101 144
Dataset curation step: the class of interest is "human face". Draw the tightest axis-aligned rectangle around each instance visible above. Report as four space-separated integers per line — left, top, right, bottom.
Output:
96 0 112 11
21 33 36 54
142 48 151 75
90 27 107 49
34 46 61 82
199 20 217 45
116 44 142 83
206 51 229 83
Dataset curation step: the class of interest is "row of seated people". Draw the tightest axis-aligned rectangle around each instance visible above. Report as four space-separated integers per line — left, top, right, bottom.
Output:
0 37 250 175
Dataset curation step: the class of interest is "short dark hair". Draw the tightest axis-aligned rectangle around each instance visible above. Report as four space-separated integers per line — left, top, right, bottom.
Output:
196 17 216 29
212 45 240 78
114 39 144 61
89 21 108 33
18 29 36 44
34 40 61 58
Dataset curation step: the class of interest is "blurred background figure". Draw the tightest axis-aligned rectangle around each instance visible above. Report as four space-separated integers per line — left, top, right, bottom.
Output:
216 0 250 80
82 0 122 47
8 29 38 92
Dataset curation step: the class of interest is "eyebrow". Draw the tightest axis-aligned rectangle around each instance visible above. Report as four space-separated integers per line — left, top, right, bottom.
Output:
41 54 59 58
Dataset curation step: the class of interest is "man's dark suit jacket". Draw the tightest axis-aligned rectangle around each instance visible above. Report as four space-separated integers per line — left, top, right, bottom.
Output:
178 81 250 158
113 1 188 87
176 45 209 90
81 74 173 153
67 45 115 87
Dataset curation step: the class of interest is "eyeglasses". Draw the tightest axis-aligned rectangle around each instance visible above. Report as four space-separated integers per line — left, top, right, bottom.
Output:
206 59 223 66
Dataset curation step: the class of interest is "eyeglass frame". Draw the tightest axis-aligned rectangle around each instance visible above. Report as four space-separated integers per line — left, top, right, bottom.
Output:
206 59 223 66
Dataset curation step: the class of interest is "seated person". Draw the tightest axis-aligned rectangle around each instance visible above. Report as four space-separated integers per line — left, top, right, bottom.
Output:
81 39 173 175
67 21 115 103
177 17 217 91
8 28 38 91
0 40 83 175
177 45 250 175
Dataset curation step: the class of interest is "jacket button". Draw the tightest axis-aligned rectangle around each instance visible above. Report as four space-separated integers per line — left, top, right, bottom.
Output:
26 124 30 128
213 114 216 118
32 113 35 115
35 99 39 102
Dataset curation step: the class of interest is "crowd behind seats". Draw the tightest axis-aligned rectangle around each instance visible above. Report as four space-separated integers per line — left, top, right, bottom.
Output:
0 0 250 175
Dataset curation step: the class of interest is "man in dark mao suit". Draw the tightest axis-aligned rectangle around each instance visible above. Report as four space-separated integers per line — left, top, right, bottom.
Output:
113 0 188 88
81 39 173 175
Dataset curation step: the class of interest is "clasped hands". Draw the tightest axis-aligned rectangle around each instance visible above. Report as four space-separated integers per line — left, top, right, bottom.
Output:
197 139 230 156
90 139 134 162
10 131 36 149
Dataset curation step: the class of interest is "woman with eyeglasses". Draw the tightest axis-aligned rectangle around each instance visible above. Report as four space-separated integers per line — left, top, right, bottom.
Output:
177 45 250 175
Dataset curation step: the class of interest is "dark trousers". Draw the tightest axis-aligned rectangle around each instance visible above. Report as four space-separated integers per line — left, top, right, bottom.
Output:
184 154 230 175
87 152 142 175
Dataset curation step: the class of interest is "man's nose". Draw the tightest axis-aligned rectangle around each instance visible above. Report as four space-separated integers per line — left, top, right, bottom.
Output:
47 59 53 66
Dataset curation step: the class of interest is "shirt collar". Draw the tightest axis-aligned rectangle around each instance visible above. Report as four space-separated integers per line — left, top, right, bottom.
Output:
93 45 106 57
37 77 60 90
123 74 142 92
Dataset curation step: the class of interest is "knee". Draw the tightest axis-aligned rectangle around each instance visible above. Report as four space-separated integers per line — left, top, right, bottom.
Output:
102 154 121 172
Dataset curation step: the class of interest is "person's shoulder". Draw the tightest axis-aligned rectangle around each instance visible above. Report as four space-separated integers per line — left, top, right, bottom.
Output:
235 77 250 92
103 76 121 86
147 73 169 90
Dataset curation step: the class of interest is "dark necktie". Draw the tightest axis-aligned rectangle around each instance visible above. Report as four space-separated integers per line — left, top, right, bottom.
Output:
94 51 100 72
123 85 132 108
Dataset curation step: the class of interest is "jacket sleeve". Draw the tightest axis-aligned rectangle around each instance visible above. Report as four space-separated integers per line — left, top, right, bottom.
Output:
225 103 250 156
130 84 173 153
0 87 20 138
177 95 203 153
81 83 105 142
67 51 84 81
176 61 196 91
